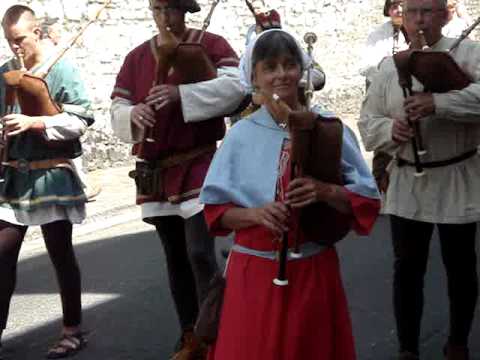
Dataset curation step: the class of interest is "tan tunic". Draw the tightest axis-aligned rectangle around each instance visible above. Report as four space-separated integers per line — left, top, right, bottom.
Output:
359 36 480 224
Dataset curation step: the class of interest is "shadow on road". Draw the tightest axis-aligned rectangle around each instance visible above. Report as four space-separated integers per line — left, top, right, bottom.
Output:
2 216 480 359
4 228 180 360
338 216 480 360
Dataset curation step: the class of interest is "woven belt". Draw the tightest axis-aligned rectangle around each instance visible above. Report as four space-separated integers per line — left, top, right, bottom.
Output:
396 149 477 169
3 158 72 173
232 242 329 261
152 144 216 169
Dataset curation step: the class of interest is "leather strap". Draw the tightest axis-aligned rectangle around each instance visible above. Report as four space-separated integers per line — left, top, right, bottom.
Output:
3 158 72 172
152 144 216 169
396 149 477 169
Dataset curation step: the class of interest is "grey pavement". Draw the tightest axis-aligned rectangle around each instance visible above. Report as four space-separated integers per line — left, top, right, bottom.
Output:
3 216 480 360
338 217 480 360
2 164 479 360
3 219 177 360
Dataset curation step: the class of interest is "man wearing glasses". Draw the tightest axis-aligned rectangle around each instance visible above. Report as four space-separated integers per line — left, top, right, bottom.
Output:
359 0 480 359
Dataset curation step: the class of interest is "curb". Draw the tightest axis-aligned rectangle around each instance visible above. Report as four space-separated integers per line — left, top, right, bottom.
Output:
24 203 140 242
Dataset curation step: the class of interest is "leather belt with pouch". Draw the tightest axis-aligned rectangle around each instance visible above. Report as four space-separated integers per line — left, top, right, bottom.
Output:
3 158 73 173
129 144 216 197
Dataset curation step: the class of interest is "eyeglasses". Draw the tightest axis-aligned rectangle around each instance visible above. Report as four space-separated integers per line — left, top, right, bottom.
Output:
404 7 445 17
150 5 178 14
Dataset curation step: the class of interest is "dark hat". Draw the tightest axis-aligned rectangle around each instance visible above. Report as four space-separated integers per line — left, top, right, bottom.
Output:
156 0 200 13
383 0 402 16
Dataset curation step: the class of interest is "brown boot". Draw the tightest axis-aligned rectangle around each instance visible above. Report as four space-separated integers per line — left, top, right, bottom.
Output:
193 344 208 360
171 331 208 360
444 344 469 360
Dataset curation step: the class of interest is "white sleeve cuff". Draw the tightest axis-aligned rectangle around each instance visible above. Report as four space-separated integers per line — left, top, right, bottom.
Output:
433 93 449 118
43 112 87 141
179 66 245 123
110 97 144 143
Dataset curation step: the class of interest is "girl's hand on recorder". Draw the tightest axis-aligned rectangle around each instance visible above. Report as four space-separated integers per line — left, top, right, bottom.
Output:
286 177 333 208
251 201 290 235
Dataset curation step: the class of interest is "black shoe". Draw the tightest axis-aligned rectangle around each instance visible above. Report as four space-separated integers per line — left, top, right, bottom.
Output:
443 343 469 360
0 344 4 360
397 351 419 360
221 248 229 259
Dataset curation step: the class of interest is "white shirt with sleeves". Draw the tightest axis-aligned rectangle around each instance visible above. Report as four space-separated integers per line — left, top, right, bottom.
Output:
358 36 480 223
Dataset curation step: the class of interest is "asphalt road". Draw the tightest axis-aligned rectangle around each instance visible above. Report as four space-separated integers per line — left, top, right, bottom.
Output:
2 215 479 359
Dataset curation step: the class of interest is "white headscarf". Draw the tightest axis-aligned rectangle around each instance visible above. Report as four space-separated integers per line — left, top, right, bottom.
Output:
239 29 312 94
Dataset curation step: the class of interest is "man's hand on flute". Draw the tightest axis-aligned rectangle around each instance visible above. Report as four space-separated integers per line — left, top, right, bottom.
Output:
131 103 156 130
404 92 435 121
392 117 414 143
145 84 180 110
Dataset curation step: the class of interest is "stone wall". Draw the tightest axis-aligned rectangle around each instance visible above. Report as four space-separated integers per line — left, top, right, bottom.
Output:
0 0 478 170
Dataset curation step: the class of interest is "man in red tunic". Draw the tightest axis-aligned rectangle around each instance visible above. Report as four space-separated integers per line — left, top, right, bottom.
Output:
110 0 243 359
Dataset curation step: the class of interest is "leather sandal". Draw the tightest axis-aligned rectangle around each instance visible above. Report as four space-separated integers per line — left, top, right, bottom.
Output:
46 332 87 359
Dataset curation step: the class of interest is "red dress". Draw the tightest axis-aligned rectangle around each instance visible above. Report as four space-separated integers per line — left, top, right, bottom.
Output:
204 142 379 360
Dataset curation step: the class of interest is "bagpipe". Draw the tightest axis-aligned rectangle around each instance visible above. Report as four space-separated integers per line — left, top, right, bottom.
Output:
2 0 112 118
393 29 429 177
406 17 480 92
251 33 350 287
0 54 27 181
143 0 221 143
392 16 480 176
0 0 112 180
